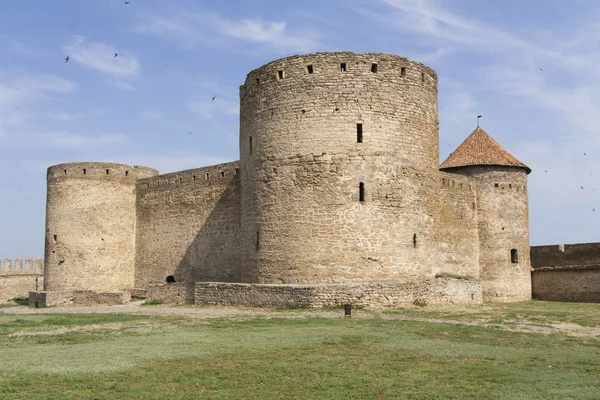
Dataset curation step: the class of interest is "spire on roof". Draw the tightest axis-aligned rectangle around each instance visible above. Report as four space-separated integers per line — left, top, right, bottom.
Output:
440 127 531 173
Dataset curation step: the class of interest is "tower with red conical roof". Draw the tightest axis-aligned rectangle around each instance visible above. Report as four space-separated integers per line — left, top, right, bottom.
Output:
441 127 532 302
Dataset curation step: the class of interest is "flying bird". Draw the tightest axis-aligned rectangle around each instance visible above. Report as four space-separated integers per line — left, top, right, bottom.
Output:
114 52 118 58
539 68 543 71
124 1 130 4
65 55 69 63
211 95 216 102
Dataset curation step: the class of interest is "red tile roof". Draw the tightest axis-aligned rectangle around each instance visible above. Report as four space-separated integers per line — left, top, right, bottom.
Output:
440 127 531 173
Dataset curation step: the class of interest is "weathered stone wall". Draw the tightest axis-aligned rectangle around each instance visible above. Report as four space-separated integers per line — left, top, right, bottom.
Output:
28 290 131 307
135 162 240 287
434 173 479 279
531 242 600 269
44 163 158 292
0 258 44 302
146 283 195 304
532 269 600 302
239 52 443 284
195 278 481 308
444 166 531 302
531 242 600 302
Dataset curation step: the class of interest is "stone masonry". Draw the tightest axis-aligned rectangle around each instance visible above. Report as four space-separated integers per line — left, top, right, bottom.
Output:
34 52 533 307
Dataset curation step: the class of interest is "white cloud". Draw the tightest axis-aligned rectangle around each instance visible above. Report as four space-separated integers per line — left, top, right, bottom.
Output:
135 8 320 53
62 36 140 82
31 131 128 150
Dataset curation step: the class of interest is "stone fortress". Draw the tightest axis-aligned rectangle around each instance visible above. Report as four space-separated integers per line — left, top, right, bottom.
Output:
28 52 539 307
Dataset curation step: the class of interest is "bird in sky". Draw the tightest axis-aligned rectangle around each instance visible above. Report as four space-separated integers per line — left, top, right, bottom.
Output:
65 55 69 63
114 52 118 58
124 1 130 4
211 95 216 102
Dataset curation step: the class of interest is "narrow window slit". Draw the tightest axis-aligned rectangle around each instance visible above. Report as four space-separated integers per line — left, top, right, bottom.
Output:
235 168 239 175
64 169 67 175
359 182 365 202
83 168 86 175
193 175 197 181
256 77 260 86
413 234 417 248
53 235 57 242
256 231 260 251
125 171 129 176
307 65 314 74
179 177 183 184
421 72 425 82
106 169 110 175
401 67 407 76
277 70 284 80
221 171 225 178
249 136 253 154
371 63 378 73
206 173 210 180
511 249 519 263
357 123 363 143
340 63 347 72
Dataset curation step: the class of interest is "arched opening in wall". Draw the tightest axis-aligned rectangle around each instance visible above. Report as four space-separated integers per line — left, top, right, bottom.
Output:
357 123 363 143
235 168 239 175
53 235 57 242
359 182 365 202
413 233 417 248
166 275 176 283
511 249 519 263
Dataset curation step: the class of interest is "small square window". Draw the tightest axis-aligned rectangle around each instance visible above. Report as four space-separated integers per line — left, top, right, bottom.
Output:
307 65 314 74
277 70 284 80
401 67 407 76
371 63 378 73
340 63 347 72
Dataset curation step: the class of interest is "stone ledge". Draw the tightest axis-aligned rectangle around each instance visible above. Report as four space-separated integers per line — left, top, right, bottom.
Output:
194 278 482 308
28 290 131 307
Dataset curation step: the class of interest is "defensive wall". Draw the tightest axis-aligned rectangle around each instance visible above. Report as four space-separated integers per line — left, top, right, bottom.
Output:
31 51 535 307
531 243 600 302
134 161 241 287
0 258 43 302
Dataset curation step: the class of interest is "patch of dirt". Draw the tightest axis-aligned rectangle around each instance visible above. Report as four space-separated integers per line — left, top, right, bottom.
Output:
2 302 600 337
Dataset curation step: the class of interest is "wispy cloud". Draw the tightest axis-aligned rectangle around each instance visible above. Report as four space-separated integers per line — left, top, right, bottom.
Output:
141 110 164 120
135 7 321 53
30 131 128 150
63 36 140 77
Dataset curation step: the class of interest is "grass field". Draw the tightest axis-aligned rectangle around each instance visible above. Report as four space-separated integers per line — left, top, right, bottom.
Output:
0 302 599 399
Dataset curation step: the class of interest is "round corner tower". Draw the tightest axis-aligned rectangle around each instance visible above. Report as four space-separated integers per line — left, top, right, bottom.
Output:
44 162 158 291
239 52 442 284
440 127 532 302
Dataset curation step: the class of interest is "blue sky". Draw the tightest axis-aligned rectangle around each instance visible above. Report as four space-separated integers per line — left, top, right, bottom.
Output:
0 0 598 258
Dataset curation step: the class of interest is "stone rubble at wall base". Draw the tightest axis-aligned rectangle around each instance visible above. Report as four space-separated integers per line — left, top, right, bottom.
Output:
28 290 131 307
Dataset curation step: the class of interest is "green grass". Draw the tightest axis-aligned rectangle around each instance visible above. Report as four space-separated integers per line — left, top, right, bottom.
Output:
0 304 599 399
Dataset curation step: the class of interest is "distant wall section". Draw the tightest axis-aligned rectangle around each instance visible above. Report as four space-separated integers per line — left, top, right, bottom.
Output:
531 243 600 302
135 162 241 287
0 258 43 302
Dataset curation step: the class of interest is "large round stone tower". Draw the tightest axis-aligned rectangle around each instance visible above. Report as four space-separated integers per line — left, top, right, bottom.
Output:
239 52 441 284
440 127 532 302
44 162 158 291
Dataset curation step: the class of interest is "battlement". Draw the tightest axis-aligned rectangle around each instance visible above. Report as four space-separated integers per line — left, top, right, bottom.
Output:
531 242 600 269
137 161 239 193
240 52 438 99
0 258 44 276
47 162 158 183
439 172 475 192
